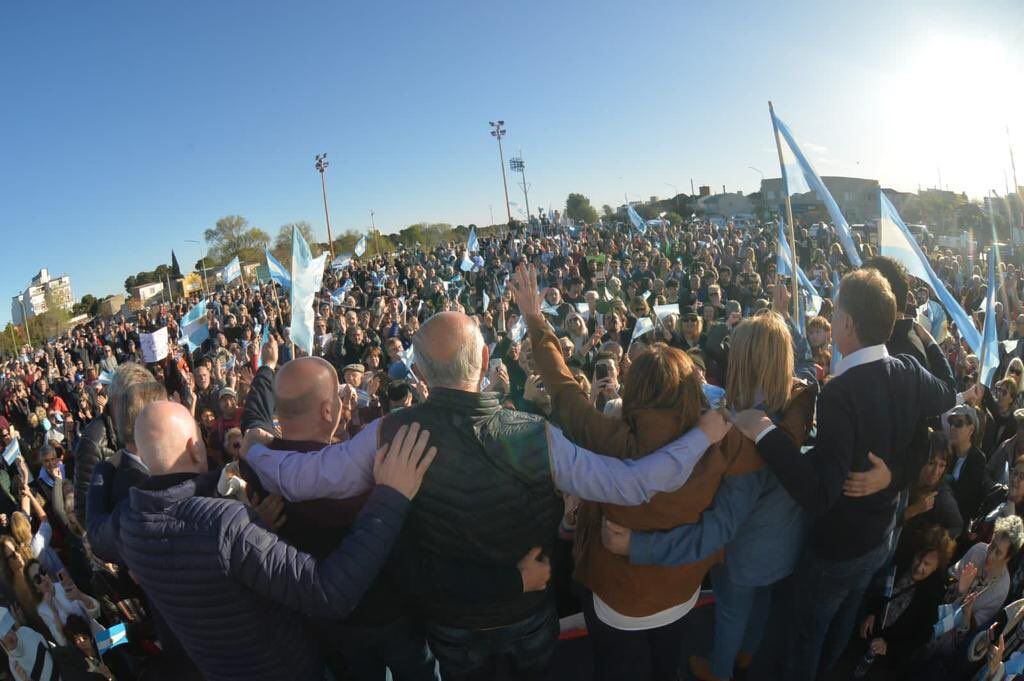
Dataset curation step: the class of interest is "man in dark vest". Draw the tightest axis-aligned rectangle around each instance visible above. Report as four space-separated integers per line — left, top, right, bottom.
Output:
244 311 730 680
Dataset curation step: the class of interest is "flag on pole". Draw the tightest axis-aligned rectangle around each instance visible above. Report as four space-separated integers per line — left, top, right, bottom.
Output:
170 250 182 278
979 246 1000 386
265 249 292 290
508 315 527 343
769 107 862 267
630 317 655 345
460 250 475 272
95 622 128 655
289 226 327 356
879 192 981 354
330 254 352 271
627 204 647 235
256 323 271 368
178 300 210 352
467 226 479 253
221 256 242 284
354 235 367 257
776 221 823 332
98 369 114 385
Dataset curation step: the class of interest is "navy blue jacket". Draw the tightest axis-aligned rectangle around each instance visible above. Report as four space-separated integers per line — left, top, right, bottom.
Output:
92 467 409 681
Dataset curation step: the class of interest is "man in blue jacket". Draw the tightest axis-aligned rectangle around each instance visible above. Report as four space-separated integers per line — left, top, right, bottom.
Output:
90 399 436 681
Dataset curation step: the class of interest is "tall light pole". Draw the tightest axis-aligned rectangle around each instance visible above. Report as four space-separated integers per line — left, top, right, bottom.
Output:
748 166 765 219
509 154 530 223
315 153 336 260
489 121 512 224
185 239 209 296
15 295 31 347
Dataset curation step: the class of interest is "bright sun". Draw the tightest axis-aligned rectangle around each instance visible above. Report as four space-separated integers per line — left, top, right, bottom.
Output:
877 33 1023 198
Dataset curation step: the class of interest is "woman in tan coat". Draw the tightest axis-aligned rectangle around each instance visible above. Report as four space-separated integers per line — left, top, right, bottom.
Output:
511 266 813 681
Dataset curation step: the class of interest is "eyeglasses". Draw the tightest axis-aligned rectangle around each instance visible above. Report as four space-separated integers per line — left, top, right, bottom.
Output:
947 417 969 429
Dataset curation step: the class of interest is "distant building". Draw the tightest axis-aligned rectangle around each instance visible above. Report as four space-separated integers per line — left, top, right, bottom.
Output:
697 191 754 217
11 268 73 325
98 295 126 317
131 281 165 304
761 176 880 224
698 185 712 197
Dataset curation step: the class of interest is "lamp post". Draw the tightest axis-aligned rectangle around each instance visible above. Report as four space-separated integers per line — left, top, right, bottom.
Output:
489 121 512 224
315 154 336 260
748 166 765 220
15 295 31 347
509 154 531 223
185 239 210 295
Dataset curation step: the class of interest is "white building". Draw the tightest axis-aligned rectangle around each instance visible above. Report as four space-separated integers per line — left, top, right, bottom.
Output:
11 268 74 325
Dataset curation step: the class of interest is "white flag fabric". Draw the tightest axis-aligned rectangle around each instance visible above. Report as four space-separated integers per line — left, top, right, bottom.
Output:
140 327 169 363
467 227 479 253
222 256 242 284
979 246 1000 386
354 236 367 257
289 226 327 356
630 317 655 345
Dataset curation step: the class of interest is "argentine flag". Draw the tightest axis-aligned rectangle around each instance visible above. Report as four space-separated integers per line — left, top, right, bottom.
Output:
879 192 980 354
265 249 292 290
3 439 20 466
222 256 242 284
354 235 367 257
331 254 352 271
256 324 272 368
289 226 328 356
467 227 479 253
770 108 861 267
776 222 822 332
627 204 647 235
178 300 210 353
95 622 128 654
979 246 1000 386
460 250 475 272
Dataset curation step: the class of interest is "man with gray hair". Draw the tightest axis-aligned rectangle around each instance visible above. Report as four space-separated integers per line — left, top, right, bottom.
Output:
245 310 731 680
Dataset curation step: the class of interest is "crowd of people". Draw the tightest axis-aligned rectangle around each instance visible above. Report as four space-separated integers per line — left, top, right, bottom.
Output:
2 214 1024 680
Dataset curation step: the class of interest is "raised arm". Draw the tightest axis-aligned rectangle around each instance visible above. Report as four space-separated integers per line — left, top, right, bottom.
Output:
547 411 729 505
242 419 379 502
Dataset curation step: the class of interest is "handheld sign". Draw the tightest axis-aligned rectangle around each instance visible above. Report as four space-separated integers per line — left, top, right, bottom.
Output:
140 327 169 363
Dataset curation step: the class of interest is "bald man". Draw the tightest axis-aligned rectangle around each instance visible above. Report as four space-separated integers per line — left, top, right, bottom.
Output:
246 310 730 680
92 399 435 681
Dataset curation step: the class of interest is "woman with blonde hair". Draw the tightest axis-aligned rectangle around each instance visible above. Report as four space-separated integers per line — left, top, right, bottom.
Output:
603 312 816 681
0 535 47 634
512 265 791 681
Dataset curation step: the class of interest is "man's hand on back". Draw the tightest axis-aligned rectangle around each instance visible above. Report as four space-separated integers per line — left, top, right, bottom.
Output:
698 408 732 444
517 547 551 593
373 422 437 500
240 428 275 459
843 452 892 497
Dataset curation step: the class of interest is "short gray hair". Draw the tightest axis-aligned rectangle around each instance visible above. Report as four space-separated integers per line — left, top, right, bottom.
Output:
995 515 1024 558
108 363 155 445
117 381 167 449
412 322 484 389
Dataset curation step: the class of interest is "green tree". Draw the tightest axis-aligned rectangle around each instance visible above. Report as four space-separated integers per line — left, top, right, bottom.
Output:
72 294 99 317
203 215 271 265
124 264 170 293
271 221 322 268
565 193 598 224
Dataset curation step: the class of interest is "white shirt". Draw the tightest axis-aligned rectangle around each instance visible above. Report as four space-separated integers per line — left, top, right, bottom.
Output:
593 587 700 631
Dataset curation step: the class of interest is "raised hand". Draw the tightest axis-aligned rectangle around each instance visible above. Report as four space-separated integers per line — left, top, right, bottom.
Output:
510 265 544 320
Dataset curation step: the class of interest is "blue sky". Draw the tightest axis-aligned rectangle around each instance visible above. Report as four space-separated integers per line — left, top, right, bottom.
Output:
1 0 1022 325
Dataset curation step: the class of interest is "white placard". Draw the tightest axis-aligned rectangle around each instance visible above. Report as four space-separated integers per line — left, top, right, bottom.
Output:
140 327 169 363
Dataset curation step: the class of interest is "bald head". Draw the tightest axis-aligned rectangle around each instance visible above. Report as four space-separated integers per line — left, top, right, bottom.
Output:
413 312 486 391
274 357 341 443
135 401 207 476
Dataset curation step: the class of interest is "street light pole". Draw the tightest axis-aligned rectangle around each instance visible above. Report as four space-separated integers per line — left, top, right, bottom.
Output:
489 121 512 224
15 296 31 347
315 154 336 260
186 239 210 295
509 154 531 223
748 166 765 219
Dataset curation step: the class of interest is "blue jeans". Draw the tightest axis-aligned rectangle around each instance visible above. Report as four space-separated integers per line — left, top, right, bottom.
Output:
785 540 890 681
425 603 558 681
708 565 773 679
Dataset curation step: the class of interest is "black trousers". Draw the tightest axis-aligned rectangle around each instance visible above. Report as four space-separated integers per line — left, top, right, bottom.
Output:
580 588 689 681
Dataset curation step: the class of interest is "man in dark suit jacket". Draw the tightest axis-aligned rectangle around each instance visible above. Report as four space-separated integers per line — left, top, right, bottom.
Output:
733 268 958 681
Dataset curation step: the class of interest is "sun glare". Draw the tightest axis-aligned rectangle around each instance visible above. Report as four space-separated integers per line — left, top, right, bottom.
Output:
877 33 1022 198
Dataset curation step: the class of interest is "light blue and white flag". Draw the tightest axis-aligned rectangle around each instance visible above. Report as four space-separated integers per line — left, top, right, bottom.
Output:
95 622 128 654
776 221 823 333
627 204 647 235
830 269 843 375
265 249 291 290
354 235 367 257
289 226 328 356
98 369 114 386
2 439 20 466
330 254 352 271
221 256 242 284
481 290 490 312
979 246 1000 386
630 317 655 345
508 315 527 343
460 250 475 272
770 108 861 267
467 227 479 253
256 322 271 368
178 300 210 353
654 304 677 321
879 192 981 354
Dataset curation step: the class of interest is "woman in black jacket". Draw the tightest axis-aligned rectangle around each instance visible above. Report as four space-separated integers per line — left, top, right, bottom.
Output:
858 526 957 673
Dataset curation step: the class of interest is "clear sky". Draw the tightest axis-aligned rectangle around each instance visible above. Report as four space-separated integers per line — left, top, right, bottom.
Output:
1 0 1022 325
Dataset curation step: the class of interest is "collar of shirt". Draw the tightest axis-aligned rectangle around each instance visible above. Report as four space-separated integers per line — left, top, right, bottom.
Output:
122 450 150 474
833 344 890 378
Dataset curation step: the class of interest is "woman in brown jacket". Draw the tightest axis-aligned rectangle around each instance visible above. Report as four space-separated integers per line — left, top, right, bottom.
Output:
511 265 812 681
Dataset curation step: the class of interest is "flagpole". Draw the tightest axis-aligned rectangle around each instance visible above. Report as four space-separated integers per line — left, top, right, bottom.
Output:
769 101 800 324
